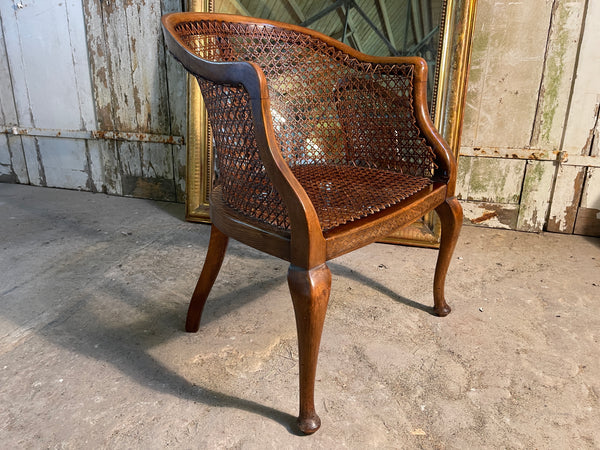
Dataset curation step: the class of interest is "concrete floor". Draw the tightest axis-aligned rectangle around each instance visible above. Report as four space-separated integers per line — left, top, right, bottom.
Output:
0 183 599 449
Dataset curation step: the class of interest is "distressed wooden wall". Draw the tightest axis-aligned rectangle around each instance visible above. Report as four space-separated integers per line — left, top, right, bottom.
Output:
458 0 599 235
1 0 598 235
0 0 186 202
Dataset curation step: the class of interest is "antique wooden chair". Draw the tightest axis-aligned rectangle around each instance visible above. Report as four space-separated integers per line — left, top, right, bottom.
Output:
162 12 462 434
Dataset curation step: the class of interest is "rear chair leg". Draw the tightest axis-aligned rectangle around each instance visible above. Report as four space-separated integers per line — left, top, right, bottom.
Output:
186 225 229 332
433 197 463 316
288 263 332 435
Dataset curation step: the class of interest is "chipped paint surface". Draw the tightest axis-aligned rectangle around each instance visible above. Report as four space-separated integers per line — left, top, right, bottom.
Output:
531 0 586 149
580 168 600 210
461 201 516 229
561 0 600 155
516 160 556 232
458 156 525 204
0 0 185 202
547 165 585 233
460 0 599 235
462 0 553 149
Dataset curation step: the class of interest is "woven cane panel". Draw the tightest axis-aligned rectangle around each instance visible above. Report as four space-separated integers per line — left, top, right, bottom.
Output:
174 19 437 231
196 77 290 229
292 165 432 230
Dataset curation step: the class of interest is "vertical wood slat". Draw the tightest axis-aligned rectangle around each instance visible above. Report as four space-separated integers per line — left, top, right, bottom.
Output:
573 167 600 236
0 11 28 184
529 0 586 151
83 0 185 201
461 0 553 149
560 0 600 156
547 165 586 233
543 0 599 234
0 0 96 189
516 160 556 232
162 0 188 201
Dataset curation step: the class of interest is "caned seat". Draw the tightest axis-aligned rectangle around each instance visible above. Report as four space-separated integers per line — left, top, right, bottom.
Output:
162 12 462 434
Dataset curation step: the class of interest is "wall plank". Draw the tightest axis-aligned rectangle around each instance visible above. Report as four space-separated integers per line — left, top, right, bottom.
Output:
162 0 187 202
461 0 553 149
461 201 519 229
547 165 586 233
530 0 586 150
574 167 600 235
0 1 95 130
561 0 600 155
20 136 45 186
516 160 556 232
457 156 525 204
36 137 90 190
87 140 123 195
0 15 28 184
0 0 97 189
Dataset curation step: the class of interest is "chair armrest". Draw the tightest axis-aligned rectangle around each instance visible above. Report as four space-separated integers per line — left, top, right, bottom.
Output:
162 14 326 267
331 53 457 194
410 58 457 195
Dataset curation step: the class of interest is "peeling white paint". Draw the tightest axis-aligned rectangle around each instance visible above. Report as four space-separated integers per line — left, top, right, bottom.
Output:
462 202 512 229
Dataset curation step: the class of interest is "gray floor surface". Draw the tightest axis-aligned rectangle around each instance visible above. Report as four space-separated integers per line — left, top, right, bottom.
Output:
1 183 599 448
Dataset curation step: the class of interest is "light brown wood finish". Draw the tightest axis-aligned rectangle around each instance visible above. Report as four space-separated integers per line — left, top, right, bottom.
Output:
288 264 332 434
162 12 463 434
186 225 229 332
433 197 463 316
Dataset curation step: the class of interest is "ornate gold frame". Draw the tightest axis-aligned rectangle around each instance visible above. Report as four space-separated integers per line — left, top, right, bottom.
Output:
184 0 477 248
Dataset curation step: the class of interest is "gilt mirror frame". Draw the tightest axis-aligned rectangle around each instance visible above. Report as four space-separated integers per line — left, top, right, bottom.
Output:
183 0 477 247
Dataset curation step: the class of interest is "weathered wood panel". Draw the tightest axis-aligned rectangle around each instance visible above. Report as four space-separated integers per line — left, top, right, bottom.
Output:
530 0 586 150
539 0 599 234
574 167 600 236
84 0 172 133
20 136 45 186
162 1 188 202
82 0 184 201
456 155 525 228
0 17 28 184
456 156 525 204
547 165 586 233
36 137 91 190
461 0 553 149
0 1 95 130
561 0 600 156
516 160 556 232
459 0 598 236
86 140 123 195
0 0 96 189
461 201 518 229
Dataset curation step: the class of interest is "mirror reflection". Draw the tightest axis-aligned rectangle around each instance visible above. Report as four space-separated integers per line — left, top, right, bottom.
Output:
214 0 445 103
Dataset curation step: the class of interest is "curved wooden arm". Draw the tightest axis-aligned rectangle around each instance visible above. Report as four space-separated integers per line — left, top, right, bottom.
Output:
411 58 457 196
329 52 457 195
248 72 326 268
162 13 325 268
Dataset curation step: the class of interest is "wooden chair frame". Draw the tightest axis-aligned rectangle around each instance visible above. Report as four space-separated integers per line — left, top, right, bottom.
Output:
162 12 462 434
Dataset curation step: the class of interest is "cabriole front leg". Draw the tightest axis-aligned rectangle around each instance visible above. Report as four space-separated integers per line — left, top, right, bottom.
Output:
288 263 332 434
433 197 463 316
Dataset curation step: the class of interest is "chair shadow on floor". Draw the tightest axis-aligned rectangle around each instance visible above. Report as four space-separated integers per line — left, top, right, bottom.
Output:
329 261 436 315
41 248 434 435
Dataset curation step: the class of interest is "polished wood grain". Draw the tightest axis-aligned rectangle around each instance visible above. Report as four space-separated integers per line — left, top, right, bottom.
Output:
162 12 463 434
433 197 463 316
185 225 229 332
288 264 332 434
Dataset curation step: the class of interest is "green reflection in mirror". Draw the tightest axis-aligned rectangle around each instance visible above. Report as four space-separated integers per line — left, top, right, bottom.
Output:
214 0 444 104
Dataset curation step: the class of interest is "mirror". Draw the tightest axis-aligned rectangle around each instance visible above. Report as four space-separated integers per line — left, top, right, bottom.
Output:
184 0 477 247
